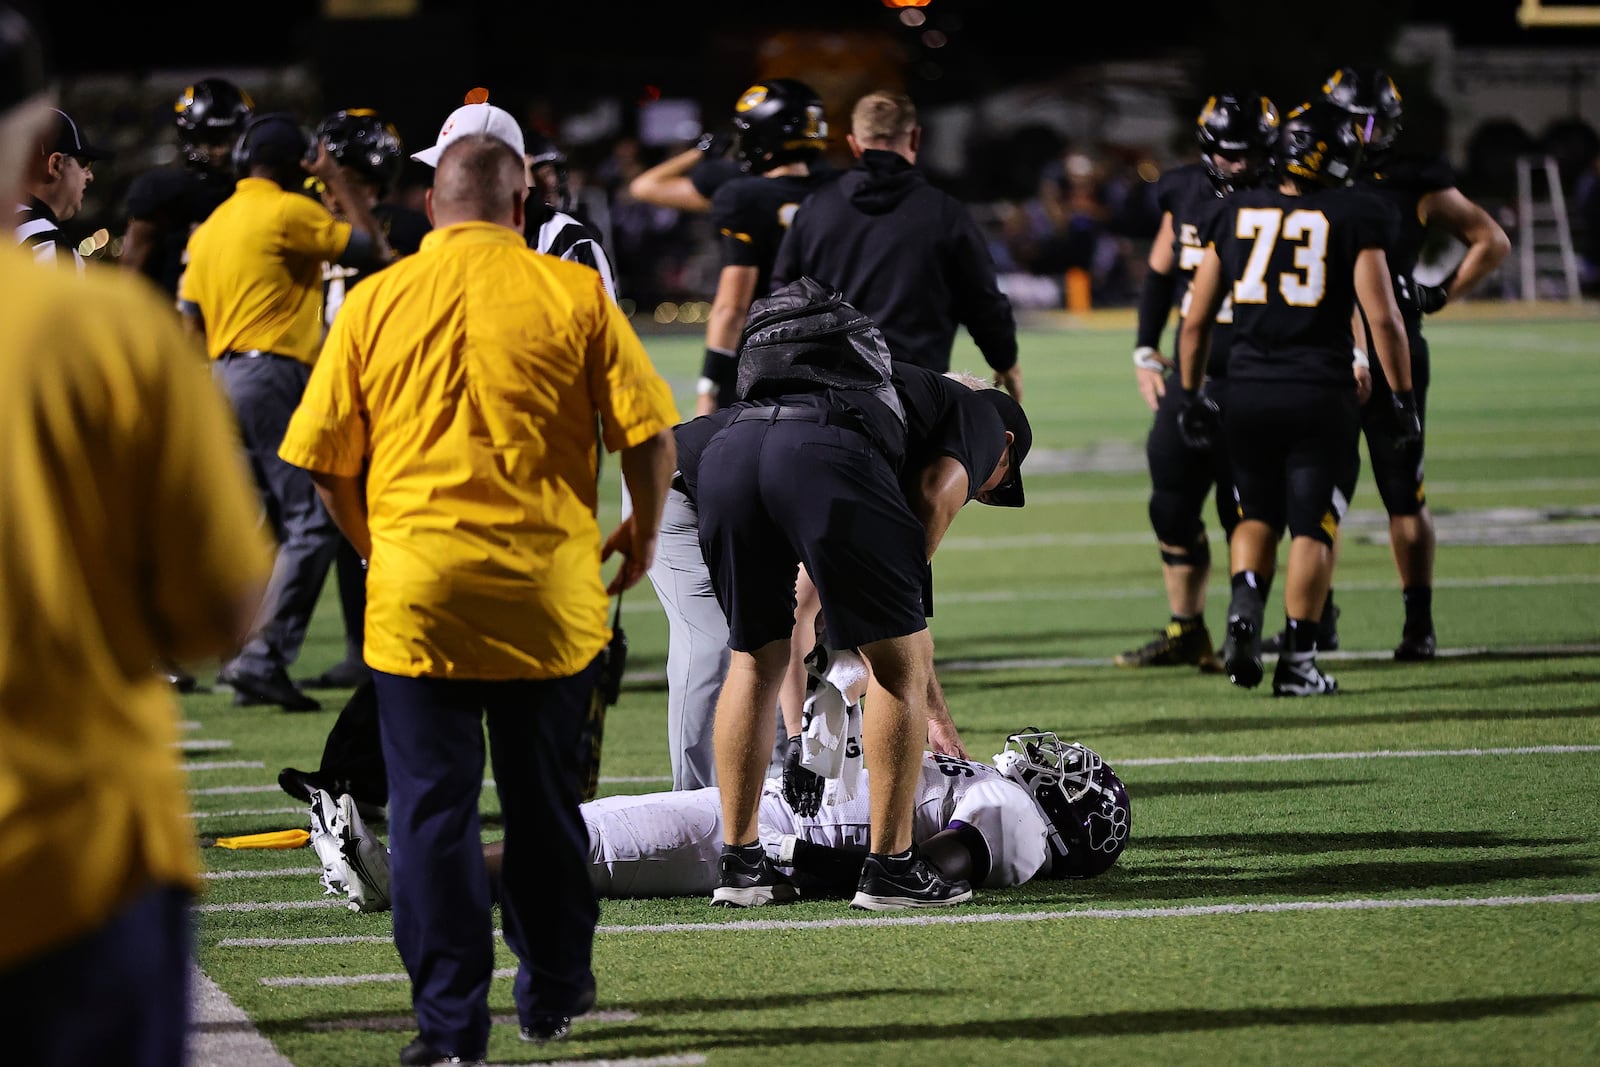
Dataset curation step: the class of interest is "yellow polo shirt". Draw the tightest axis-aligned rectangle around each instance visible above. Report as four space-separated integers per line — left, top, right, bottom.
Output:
179 177 353 364
0 246 274 968
280 221 679 680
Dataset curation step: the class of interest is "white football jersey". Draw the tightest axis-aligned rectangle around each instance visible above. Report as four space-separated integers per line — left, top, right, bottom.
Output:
581 753 1053 897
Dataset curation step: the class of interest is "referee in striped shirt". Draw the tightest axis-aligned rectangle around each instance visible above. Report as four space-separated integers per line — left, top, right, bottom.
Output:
14 106 107 270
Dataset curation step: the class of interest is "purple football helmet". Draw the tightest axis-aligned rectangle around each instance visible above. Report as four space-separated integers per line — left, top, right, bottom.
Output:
994 728 1131 878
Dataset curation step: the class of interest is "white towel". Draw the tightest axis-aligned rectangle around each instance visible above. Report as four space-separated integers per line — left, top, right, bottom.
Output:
799 647 868 804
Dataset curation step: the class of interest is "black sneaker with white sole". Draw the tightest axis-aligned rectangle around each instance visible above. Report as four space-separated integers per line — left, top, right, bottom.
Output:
1224 614 1263 689
711 847 799 907
1272 650 1339 696
1393 626 1437 661
850 853 973 911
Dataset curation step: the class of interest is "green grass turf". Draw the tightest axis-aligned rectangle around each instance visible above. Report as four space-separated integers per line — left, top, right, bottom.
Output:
185 308 1600 1065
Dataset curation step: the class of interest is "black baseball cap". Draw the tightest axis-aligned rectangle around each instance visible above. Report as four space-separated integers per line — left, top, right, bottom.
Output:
46 107 109 161
975 387 1031 507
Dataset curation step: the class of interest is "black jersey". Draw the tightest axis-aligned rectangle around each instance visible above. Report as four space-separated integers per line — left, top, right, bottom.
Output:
1156 161 1237 375
1358 154 1457 327
708 165 836 295
123 164 236 296
1205 183 1399 386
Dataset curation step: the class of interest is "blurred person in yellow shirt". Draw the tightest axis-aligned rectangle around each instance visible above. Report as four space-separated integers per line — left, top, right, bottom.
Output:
0 7 273 1062
179 110 394 712
279 131 678 1064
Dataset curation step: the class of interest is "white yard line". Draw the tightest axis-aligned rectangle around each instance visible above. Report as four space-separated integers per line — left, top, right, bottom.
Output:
1119 744 1600 767
189 806 304 819
204 867 320 881
230 893 1600 963
184 760 264 772
189 784 282 796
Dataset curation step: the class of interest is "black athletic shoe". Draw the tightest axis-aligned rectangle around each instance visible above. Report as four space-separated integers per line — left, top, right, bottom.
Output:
277 767 386 822
850 853 973 911
1394 626 1437 661
711 847 799 907
519 982 595 1045
218 664 321 712
397 1036 483 1065
1272 651 1339 696
300 657 371 689
1263 603 1341 654
1224 615 1264 689
1114 619 1224 672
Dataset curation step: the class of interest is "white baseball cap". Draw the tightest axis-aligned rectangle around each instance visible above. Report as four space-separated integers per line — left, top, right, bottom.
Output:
411 99 525 168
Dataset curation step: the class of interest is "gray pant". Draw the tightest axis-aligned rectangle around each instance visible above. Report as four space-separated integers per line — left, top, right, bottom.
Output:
647 487 789 789
213 353 340 677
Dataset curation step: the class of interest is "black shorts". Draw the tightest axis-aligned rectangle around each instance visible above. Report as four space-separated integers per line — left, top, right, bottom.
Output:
1147 376 1239 543
1224 380 1361 546
695 411 929 653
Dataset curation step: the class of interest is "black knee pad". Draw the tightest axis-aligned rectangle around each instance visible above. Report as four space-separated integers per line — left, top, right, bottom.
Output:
1159 535 1210 570
1149 488 1205 551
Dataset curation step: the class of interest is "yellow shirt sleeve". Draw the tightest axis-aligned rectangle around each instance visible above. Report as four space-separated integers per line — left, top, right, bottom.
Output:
279 303 368 477
282 191 354 263
589 295 681 453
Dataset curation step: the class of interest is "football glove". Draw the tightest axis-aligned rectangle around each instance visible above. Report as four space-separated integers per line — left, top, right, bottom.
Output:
783 735 825 818
696 130 734 158
1176 387 1221 451
1395 273 1449 315
1390 390 1422 450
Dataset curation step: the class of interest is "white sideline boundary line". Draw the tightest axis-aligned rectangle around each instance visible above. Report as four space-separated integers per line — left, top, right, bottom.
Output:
235 894 1600 968
188 966 293 1067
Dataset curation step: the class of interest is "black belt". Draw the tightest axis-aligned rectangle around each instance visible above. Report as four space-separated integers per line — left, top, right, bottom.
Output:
221 349 294 361
731 404 868 437
670 472 688 495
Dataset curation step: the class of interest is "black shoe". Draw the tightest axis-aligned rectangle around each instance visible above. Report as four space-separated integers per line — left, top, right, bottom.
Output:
1263 603 1341 654
518 981 595 1045
277 767 386 821
1272 651 1339 696
299 658 370 689
157 662 198 693
711 847 799 907
850 853 972 911
218 664 321 712
397 1036 482 1065
1113 619 1223 672
1394 626 1437 661
1224 615 1263 689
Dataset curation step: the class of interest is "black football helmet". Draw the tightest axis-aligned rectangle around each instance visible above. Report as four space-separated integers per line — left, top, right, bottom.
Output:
731 78 828 174
1278 99 1366 189
525 130 570 211
994 729 1131 878
315 109 404 191
1321 65 1403 167
175 77 255 166
1196 91 1280 195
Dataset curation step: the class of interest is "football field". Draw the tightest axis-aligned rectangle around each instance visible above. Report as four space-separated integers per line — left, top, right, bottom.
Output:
184 307 1600 1066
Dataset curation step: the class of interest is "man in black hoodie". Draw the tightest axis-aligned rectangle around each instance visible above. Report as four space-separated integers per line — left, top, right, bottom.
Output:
771 90 1022 402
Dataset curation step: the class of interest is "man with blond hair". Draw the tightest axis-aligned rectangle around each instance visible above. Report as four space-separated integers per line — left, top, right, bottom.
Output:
772 90 1022 401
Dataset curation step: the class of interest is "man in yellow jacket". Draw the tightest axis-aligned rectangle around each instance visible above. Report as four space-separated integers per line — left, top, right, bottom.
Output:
280 127 678 1064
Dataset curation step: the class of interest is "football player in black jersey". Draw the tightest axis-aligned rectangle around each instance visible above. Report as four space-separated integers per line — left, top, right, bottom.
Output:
1303 65 1511 662
695 78 835 418
119 77 253 299
1177 99 1420 696
1116 92 1279 672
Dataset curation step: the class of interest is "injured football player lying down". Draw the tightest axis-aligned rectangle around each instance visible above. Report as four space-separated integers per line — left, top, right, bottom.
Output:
306 727 1131 914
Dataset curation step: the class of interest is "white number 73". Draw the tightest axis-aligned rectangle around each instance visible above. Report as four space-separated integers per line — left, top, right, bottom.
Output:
1232 207 1330 308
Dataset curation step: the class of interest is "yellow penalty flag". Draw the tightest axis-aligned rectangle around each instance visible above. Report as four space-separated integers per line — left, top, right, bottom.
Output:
214 828 310 850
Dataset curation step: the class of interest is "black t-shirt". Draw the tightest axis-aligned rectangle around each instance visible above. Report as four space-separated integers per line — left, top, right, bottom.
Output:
1204 184 1399 386
708 165 837 296
123 164 236 297
1359 153 1458 333
1157 161 1235 375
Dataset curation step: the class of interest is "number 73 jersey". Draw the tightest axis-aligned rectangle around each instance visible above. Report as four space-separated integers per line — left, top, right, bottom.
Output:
1205 183 1400 386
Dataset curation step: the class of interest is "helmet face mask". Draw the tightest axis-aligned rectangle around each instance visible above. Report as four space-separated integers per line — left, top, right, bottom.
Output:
1196 92 1280 195
731 78 828 174
993 729 1131 878
175 78 255 168
1320 65 1403 168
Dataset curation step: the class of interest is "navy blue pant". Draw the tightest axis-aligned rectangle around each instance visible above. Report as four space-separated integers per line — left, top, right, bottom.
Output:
375 661 601 1059
0 883 191 1066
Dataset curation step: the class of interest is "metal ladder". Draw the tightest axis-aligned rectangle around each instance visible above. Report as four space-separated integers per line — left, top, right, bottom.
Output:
1515 154 1582 302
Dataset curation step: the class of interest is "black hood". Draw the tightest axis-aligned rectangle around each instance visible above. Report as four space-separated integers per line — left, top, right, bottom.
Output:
846 149 925 216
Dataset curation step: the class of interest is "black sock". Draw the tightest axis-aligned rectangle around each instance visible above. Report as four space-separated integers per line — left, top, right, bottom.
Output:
726 841 764 863
1172 613 1202 627
876 847 916 873
1402 586 1433 630
1285 618 1318 654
